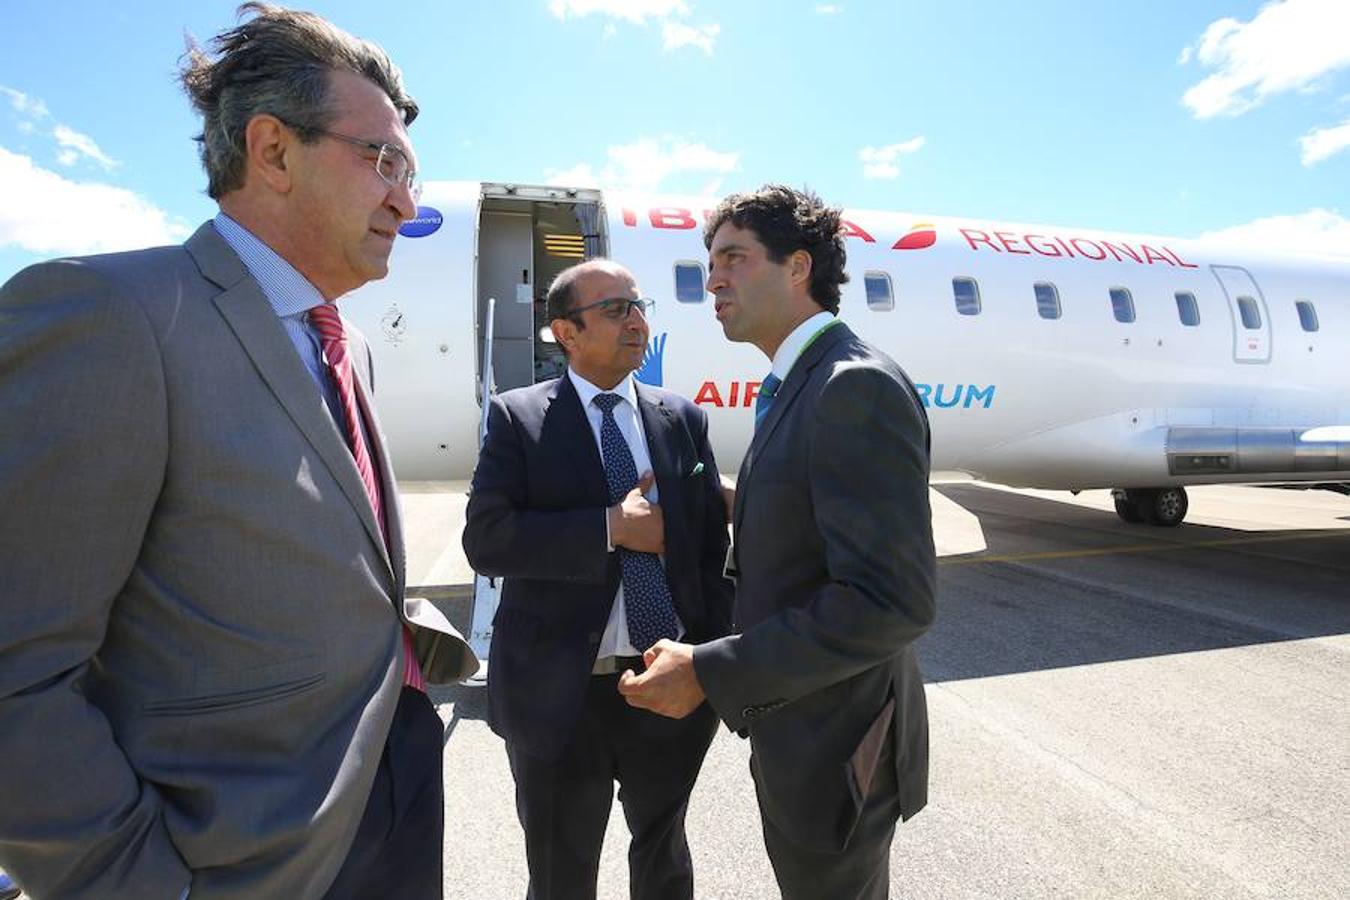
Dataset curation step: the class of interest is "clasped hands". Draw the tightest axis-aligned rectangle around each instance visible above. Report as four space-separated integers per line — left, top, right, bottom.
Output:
618 640 705 719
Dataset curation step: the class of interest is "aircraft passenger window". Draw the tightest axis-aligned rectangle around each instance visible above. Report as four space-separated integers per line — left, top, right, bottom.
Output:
1175 292 1200 326
952 277 981 316
864 271 894 310
673 260 706 303
1296 300 1319 332
1237 295 1262 329
1109 287 1135 323
1034 282 1061 319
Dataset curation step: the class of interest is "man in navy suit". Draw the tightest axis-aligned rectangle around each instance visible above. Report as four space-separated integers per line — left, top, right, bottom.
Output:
462 259 734 900
620 185 936 899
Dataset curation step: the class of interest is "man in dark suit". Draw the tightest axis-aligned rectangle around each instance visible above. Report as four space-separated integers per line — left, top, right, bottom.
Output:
620 185 937 899
463 259 734 900
0 7 474 898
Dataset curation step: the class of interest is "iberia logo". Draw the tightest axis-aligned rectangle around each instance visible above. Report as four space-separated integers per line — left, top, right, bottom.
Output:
894 222 936 250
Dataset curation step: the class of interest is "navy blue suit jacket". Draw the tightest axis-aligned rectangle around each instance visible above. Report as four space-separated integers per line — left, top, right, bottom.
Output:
463 375 734 760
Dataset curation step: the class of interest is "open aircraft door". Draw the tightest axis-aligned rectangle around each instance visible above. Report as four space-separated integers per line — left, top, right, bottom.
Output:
1211 265 1272 364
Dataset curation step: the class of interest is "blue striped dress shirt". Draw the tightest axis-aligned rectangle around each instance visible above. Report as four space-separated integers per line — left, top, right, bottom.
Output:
212 213 346 426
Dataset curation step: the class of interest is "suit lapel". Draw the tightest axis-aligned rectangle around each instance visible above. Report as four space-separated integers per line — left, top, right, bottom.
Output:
734 321 852 541
547 377 609 505
352 362 401 586
186 225 394 580
635 384 682 525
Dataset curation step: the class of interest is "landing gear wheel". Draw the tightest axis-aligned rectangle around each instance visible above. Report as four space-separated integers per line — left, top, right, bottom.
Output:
1112 487 1189 526
1113 490 1143 523
1145 486 1188 527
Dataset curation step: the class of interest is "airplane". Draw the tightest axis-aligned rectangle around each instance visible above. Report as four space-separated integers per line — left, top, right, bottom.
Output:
343 180 1350 533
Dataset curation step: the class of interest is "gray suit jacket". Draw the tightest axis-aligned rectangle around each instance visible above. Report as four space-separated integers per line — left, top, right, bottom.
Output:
0 223 476 899
693 321 937 854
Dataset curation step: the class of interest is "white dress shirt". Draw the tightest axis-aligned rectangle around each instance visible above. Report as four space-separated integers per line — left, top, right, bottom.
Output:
567 368 684 658
770 310 840 382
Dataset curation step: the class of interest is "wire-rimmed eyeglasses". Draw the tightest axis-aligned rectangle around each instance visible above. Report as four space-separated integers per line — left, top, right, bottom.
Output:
283 121 421 201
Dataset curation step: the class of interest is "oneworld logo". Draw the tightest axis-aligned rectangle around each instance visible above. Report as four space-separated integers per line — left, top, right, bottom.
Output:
399 206 443 238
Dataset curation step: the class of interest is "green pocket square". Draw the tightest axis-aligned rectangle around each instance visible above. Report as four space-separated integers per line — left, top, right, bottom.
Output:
689 462 705 476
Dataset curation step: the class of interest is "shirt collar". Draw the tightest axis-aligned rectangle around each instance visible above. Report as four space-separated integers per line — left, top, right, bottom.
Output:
568 367 638 411
212 212 328 319
770 310 838 381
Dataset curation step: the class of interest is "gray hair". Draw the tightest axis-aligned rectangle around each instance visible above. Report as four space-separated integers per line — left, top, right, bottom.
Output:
180 2 418 199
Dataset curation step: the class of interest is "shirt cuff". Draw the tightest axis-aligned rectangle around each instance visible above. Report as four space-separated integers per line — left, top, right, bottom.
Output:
605 507 614 552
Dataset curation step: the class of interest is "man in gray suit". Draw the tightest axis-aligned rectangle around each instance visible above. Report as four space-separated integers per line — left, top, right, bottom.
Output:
0 5 474 898
620 185 937 899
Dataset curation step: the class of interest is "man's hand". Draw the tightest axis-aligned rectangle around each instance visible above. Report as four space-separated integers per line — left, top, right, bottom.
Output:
617 640 705 718
608 471 664 553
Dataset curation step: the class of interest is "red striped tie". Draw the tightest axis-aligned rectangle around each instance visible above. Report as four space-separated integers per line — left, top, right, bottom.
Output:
310 303 426 692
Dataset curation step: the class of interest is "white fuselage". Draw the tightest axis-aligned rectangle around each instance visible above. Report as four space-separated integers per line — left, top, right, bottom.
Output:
341 182 1350 490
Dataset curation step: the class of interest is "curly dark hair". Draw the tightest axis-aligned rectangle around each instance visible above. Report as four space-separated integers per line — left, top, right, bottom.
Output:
703 184 849 314
180 2 418 199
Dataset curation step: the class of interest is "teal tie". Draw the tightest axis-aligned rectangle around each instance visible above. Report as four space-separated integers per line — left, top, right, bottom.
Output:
754 373 782 432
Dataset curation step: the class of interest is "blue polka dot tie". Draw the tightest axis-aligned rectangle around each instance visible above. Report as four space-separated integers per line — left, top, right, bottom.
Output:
593 393 679 651
755 372 782 432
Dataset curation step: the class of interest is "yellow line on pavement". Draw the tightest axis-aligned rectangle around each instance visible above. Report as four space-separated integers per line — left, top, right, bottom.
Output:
941 530 1350 566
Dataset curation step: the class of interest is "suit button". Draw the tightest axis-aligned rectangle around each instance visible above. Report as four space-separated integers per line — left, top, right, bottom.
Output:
741 707 758 721
587 632 601 644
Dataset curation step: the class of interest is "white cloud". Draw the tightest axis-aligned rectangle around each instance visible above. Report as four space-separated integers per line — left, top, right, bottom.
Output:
1196 208 1350 257
550 0 717 54
815 4 843 14
0 146 191 257
52 124 117 170
545 137 739 192
0 85 49 120
858 136 925 180
662 21 719 54
549 0 688 24
2 86 119 171
1179 0 1350 118
1299 116 1350 165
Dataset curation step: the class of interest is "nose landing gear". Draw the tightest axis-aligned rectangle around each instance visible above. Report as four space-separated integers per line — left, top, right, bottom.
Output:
1112 487 1189 527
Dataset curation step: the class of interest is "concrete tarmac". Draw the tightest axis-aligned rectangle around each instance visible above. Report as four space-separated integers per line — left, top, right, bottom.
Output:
13 484 1343 899
422 483 1349 899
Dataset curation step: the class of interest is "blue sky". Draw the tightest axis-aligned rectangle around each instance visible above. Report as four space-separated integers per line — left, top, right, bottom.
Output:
2 0 1348 282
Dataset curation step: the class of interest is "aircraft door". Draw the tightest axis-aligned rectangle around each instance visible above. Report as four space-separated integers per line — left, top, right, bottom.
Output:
478 210 535 391
1210 265 1272 364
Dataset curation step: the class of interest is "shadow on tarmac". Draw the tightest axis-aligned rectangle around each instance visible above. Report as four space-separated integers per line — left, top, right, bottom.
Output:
424 596 488 744
919 484 1350 683
429 485 1349 712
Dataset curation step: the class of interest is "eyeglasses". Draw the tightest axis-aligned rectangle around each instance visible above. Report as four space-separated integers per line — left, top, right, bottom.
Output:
568 296 655 320
284 121 421 200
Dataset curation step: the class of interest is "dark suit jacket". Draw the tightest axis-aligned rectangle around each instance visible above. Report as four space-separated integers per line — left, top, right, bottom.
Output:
0 224 475 900
462 375 734 760
693 322 937 854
